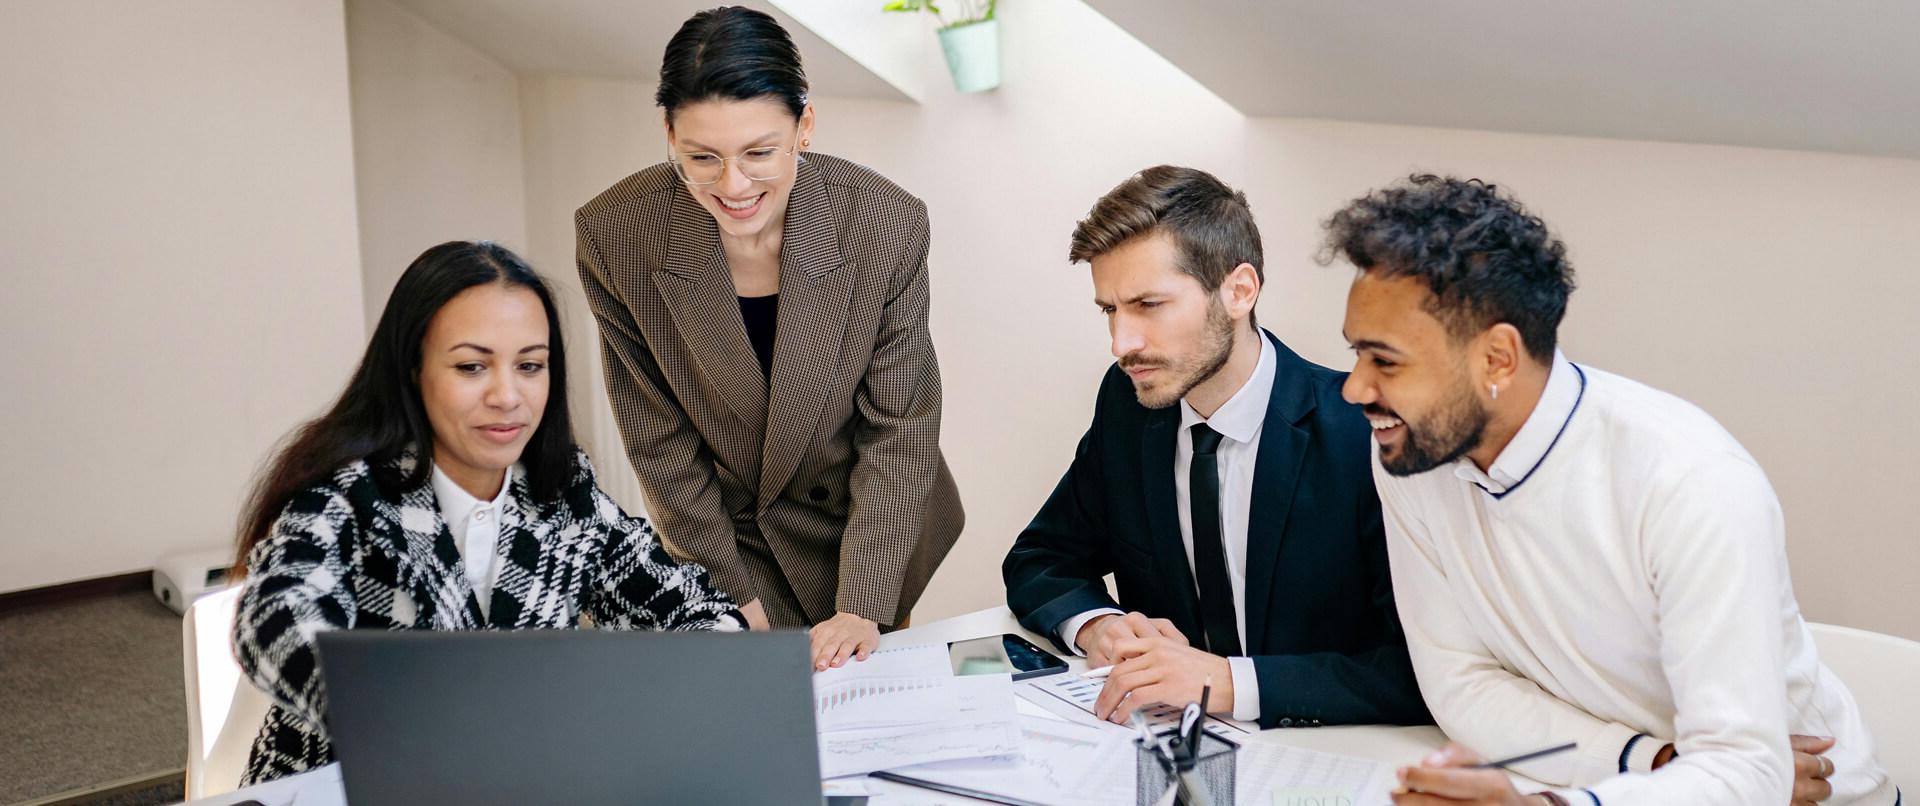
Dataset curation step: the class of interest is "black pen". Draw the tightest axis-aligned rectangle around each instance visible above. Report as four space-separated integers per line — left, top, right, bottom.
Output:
870 771 1050 806
1187 677 1211 763
1470 741 1580 770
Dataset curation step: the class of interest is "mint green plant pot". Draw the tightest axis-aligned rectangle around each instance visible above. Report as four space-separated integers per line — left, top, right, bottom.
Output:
938 18 1001 93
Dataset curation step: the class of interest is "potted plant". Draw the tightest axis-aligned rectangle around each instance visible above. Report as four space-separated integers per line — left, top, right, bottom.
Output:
883 0 1001 93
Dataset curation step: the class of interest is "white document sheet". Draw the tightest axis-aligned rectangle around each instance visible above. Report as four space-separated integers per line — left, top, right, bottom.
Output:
886 715 1137 805
813 643 960 732
1236 741 1387 805
818 671 1022 779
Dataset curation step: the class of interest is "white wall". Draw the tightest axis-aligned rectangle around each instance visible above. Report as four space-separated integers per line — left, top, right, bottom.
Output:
347 0 528 328
0 1 366 592
510 1 1920 639
517 76 670 510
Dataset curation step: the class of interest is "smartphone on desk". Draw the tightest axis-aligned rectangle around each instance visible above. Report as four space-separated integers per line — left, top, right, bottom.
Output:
948 633 1069 681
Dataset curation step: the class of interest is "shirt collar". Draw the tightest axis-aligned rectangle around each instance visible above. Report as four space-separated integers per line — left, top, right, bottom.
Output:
1454 350 1580 494
1179 331 1275 446
430 462 515 518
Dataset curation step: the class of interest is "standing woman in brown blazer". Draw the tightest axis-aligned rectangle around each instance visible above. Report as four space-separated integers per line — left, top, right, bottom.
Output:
575 7 963 670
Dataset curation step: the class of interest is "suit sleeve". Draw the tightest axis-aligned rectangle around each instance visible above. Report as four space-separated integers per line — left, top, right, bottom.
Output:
834 200 953 624
1002 371 1125 654
1247 470 1432 726
576 453 745 632
576 215 755 605
232 486 359 731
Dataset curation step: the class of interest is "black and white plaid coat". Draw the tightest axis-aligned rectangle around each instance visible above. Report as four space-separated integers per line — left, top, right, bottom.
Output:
231 447 742 785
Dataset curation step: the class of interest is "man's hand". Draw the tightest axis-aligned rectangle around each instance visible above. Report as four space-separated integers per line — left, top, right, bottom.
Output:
1075 611 1187 668
809 612 880 670
1791 735 1836 806
1092 635 1232 723
1392 743 1550 806
738 598 770 631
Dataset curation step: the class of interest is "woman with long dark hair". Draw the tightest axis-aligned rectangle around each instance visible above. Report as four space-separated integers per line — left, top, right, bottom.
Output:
576 6 963 672
230 241 740 785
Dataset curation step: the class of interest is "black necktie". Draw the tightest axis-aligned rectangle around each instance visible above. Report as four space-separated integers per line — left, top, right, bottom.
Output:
1188 423 1242 657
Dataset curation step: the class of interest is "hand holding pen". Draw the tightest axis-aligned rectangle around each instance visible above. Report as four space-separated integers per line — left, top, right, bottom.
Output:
1391 741 1577 806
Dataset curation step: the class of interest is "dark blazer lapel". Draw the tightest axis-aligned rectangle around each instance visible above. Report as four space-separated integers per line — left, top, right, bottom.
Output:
759 159 854 508
1140 407 1204 639
657 185 771 432
1242 330 1317 653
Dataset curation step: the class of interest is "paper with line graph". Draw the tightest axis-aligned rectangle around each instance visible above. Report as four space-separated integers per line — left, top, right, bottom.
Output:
812 643 958 731
818 671 1021 778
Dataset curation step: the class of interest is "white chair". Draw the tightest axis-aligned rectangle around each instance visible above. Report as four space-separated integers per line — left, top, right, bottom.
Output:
182 584 272 799
1809 622 1920 791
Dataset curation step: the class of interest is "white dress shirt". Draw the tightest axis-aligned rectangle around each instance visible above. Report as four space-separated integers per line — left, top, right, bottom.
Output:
1377 352 1894 804
1061 334 1274 721
430 463 519 617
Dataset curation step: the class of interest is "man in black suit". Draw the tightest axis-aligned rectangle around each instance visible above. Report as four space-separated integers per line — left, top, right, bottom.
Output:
1004 166 1429 728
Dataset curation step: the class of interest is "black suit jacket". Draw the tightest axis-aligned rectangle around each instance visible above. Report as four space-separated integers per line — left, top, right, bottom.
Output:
1003 331 1430 728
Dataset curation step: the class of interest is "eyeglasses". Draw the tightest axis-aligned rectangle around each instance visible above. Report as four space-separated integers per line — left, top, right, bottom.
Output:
669 134 800 185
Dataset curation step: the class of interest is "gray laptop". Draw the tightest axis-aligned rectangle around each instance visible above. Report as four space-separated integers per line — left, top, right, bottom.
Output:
315 629 821 805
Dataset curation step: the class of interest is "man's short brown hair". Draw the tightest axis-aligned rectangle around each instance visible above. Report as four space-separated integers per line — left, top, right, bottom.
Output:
1069 165 1265 296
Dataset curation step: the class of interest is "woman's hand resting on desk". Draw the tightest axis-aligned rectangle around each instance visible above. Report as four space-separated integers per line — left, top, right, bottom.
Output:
810 612 880 670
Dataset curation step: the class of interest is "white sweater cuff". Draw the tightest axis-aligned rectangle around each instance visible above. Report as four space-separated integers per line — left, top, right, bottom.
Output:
1621 731 1667 774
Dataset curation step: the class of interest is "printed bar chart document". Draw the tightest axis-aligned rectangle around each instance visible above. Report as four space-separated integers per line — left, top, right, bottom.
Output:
815 646 1020 778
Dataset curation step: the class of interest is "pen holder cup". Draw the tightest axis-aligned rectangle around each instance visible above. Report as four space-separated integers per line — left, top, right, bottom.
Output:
1135 728 1237 806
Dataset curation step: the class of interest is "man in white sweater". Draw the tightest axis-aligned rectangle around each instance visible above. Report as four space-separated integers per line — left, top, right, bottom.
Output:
1319 174 1896 806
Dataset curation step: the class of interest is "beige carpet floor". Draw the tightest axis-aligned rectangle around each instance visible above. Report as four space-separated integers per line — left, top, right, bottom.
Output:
0 590 186 804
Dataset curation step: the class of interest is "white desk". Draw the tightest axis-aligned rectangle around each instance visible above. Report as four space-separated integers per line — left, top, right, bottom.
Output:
194 606 1475 805
871 606 1455 804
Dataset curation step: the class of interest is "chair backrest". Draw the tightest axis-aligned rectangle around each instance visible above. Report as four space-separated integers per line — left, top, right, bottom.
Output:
182 584 272 799
1809 622 1920 789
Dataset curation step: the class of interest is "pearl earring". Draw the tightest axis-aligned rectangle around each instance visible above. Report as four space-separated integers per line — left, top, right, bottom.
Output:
1490 383 1500 401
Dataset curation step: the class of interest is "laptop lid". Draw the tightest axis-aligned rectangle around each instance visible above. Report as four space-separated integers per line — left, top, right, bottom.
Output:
316 629 820 805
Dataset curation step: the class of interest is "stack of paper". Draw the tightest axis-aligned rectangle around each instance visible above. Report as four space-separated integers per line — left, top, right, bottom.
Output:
886 715 1137 805
813 644 1021 778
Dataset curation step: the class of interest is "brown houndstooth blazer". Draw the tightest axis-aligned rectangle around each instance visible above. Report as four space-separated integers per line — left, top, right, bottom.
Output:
575 152 963 629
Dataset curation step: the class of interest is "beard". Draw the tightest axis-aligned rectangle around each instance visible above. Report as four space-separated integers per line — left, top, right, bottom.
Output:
1373 373 1489 477
1121 298 1235 410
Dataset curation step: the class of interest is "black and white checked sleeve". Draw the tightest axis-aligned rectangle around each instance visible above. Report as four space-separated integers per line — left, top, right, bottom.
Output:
231 484 359 729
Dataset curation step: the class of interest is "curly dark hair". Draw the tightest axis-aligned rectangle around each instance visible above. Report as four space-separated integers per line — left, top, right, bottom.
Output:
1317 174 1575 362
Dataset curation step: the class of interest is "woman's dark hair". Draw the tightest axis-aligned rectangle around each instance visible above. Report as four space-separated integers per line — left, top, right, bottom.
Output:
656 6 808 121
232 241 574 572
1317 174 1576 363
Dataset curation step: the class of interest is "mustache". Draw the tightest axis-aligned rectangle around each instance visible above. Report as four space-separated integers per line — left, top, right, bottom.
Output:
1363 404 1399 420
1119 354 1163 370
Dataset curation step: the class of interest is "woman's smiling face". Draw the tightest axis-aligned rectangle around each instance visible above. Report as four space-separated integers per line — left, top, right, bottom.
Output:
666 97 814 242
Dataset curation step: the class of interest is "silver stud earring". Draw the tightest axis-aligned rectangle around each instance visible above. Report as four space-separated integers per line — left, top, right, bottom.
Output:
1490 383 1500 401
